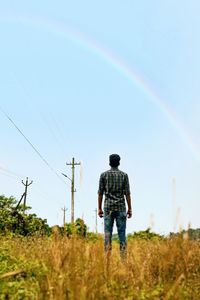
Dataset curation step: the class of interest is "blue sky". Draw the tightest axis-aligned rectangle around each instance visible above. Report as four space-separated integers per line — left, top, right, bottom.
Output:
0 1 200 234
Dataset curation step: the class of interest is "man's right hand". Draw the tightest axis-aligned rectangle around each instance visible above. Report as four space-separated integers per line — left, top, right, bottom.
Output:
127 209 132 218
98 208 103 218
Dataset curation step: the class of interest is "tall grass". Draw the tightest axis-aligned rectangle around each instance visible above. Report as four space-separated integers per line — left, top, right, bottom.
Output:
0 235 200 299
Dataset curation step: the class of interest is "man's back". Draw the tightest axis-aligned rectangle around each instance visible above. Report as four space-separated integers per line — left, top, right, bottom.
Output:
98 167 130 212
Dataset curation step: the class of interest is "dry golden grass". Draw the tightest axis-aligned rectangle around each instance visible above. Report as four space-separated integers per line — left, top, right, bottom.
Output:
0 235 200 299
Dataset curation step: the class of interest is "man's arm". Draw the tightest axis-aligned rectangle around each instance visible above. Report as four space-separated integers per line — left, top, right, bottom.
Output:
98 173 104 218
125 193 132 218
124 174 132 218
98 193 103 218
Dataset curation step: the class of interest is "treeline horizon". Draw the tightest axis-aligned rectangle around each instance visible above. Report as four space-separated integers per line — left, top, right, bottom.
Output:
1 194 200 240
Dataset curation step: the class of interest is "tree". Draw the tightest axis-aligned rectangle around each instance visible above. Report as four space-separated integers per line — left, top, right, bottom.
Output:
64 218 87 237
0 195 50 236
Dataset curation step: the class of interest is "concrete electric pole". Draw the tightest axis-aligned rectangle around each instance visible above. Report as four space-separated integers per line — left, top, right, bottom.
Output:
61 206 68 227
66 157 81 223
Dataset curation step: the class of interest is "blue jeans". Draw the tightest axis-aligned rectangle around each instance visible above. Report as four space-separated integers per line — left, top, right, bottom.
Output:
104 210 127 257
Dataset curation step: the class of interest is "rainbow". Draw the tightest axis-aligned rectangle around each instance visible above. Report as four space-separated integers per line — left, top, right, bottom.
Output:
1 13 200 163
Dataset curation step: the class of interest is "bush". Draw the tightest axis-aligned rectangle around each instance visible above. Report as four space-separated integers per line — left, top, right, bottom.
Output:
0 195 51 236
128 228 164 241
63 218 87 237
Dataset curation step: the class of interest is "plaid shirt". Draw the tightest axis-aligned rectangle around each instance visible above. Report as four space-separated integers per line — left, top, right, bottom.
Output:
98 167 130 212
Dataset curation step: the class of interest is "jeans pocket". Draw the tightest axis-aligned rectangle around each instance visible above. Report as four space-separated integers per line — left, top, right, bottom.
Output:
104 210 110 219
119 211 127 219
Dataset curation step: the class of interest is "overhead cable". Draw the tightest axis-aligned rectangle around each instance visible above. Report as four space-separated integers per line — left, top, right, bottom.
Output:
0 165 23 178
10 72 68 162
0 170 17 180
0 106 66 185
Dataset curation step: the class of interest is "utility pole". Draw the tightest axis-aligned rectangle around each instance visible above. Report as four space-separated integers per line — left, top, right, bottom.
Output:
172 177 176 206
21 177 33 213
66 157 81 223
61 206 67 227
94 208 98 233
172 177 177 231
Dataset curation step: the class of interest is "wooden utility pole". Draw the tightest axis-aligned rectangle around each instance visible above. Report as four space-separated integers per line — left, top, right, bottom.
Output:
61 206 67 227
172 177 176 206
22 177 33 213
172 177 177 231
66 157 81 223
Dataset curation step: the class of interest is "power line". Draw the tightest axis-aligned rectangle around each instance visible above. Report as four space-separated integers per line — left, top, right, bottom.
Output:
0 170 17 180
41 112 69 160
10 72 69 162
0 106 66 185
0 166 23 179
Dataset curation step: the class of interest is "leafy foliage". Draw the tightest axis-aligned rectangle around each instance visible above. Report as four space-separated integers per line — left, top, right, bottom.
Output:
63 218 87 237
86 232 103 242
0 195 51 236
127 227 164 241
170 228 200 240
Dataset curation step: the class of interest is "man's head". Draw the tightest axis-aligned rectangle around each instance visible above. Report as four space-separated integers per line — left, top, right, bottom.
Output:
109 154 120 168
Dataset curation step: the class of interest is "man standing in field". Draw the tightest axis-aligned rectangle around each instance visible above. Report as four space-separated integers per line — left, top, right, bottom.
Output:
98 154 132 258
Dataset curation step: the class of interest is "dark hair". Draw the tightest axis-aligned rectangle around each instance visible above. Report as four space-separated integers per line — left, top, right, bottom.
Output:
109 154 120 167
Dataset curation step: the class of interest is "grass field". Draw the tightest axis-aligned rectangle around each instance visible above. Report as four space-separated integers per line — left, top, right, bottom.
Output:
0 235 200 299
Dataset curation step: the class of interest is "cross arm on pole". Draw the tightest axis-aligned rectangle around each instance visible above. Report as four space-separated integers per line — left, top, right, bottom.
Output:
27 180 33 186
22 177 33 186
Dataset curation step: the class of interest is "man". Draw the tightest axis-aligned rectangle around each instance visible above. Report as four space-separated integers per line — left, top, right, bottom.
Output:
98 154 132 258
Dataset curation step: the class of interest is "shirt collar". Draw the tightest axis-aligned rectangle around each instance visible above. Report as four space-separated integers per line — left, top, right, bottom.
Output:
110 167 119 170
